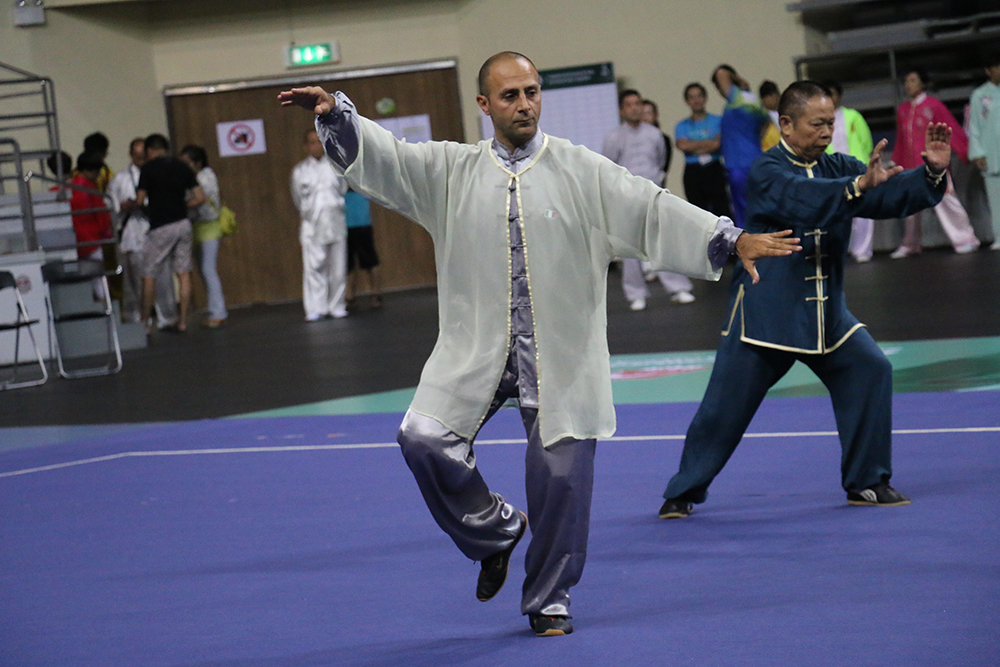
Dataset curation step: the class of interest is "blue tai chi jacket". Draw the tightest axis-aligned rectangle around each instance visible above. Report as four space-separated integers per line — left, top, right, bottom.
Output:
723 140 946 354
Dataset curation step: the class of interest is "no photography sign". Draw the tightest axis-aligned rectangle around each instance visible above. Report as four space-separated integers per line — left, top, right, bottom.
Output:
216 119 267 157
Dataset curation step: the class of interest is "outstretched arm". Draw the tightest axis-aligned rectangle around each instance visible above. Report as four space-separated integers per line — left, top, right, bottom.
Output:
735 229 801 284
277 86 336 115
919 122 953 174
857 138 904 192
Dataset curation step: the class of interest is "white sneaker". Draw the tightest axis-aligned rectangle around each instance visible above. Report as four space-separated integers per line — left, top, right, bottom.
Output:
671 291 696 304
991 241 1000 251
305 313 324 322
853 254 872 263
890 246 918 259
955 242 980 254
629 298 646 311
331 309 349 319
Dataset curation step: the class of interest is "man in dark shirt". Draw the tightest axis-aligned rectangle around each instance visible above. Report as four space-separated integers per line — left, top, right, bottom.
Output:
136 133 205 333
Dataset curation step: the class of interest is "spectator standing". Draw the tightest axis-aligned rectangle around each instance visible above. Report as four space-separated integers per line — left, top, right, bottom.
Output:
968 52 1000 250
69 151 115 300
712 64 770 227
82 131 122 299
82 131 114 192
603 89 695 309
890 68 980 257
291 129 349 321
70 151 114 262
135 133 205 333
641 99 673 175
107 137 177 327
180 145 228 328
344 188 382 309
675 83 733 218
824 81 876 262
759 80 782 151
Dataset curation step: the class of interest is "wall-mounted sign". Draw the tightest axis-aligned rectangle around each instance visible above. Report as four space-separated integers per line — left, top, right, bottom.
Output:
375 115 432 144
375 97 396 115
287 42 340 68
216 119 267 158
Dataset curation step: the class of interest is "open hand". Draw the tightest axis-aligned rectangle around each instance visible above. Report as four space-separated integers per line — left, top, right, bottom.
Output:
921 122 952 173
278 86 335 115
858 138 904 192
735 229 802 284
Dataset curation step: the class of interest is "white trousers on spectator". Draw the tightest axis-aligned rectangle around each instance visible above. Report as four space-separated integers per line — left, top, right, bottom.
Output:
984 173 1000 245
848 217 874 261
899 173 978 251
621 257 692 302
302 237 346 318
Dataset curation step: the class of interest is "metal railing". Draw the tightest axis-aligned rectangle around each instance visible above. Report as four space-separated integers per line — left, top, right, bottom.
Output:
0 60 62 192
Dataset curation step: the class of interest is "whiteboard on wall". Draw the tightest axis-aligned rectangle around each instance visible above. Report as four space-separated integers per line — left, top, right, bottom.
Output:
479 62 619 155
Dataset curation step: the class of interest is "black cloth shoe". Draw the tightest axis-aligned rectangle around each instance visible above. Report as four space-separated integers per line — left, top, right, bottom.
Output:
476 511 527 602
847 481 911 506
658 498 693 519
529 614 573 636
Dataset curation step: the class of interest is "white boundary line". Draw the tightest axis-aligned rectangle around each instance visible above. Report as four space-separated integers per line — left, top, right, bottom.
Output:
1 427 998 479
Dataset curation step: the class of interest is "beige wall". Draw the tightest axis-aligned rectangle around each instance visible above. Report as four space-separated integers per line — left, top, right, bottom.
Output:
456 0 803 191
3 0 805 190
1 4 161 169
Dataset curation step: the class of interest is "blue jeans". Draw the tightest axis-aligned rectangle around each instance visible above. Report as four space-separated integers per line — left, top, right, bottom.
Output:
194 238 227 321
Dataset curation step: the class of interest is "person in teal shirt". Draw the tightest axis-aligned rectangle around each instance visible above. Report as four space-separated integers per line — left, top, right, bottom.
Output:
968 52 1000 250
343 188 382 307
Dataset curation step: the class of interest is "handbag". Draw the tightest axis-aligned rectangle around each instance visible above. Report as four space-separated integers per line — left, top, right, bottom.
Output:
218 205 237 235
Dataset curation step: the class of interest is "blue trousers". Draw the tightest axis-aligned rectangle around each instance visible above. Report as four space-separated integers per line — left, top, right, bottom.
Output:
664 327 893 503
725 166 750 228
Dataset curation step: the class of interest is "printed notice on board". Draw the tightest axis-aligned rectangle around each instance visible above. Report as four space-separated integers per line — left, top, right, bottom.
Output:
217 119 268 157
479 62 617 154
375 115 433 144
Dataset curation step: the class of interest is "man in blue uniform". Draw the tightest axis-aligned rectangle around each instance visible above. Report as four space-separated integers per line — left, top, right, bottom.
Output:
658 81 952 518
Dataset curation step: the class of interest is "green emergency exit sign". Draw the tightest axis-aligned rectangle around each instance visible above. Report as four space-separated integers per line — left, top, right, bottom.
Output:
288 42 339 68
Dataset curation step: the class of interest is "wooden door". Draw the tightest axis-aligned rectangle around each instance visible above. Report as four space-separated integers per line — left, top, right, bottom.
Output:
165 63 464 307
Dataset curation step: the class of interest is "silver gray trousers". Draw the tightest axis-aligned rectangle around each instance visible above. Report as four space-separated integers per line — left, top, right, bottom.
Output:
396 355 596 617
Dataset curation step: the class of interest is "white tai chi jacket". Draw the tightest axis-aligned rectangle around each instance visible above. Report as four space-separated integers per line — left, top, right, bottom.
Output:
320 106 726 447
290 155 347 245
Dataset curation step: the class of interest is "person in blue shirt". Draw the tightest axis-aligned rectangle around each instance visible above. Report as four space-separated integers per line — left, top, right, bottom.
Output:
675 82 732 218
712 64 770 226
343 187 382 308
658 80 952 519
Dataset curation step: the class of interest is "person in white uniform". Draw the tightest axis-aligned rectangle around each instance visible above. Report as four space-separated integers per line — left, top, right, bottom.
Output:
968 51 1000 250
290 129 349 320
603 89 696 309
106 137 177 328
279 51 799 637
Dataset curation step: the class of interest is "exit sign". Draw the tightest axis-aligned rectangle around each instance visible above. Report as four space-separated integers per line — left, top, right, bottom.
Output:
287 42 340 68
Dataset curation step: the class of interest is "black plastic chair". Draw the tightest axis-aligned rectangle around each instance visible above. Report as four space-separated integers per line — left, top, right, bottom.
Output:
41 258 122 378
0 269 48 389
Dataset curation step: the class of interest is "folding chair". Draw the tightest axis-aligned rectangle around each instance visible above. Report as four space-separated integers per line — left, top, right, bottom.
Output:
41 258 122 378
0 269 48 389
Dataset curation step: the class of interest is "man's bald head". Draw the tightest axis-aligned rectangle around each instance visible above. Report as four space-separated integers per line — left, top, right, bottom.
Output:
478 51 537 96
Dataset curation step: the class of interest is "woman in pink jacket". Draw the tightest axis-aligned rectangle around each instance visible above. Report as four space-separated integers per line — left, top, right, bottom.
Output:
890 68 980 258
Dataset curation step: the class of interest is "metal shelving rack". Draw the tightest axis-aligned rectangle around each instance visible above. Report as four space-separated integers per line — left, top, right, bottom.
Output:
788 0 1000 129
